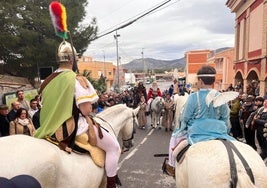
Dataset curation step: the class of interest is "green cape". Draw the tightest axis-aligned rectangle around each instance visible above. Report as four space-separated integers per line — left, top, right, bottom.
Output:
34 70 76 138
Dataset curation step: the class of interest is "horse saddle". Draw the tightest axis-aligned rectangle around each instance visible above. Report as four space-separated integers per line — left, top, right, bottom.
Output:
45 116 105 167
75 133 105 168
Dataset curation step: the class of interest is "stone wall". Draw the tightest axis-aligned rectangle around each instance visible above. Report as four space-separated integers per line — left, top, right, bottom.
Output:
0 75 35 105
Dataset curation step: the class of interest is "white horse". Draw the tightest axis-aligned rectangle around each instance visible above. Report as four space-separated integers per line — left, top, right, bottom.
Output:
173 93 189 129
175 140 267 188
150 96 165 129
0 104 139 188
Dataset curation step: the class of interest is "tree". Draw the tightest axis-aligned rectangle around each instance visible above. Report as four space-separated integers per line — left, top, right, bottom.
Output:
0 0 97 82
81 69 107 93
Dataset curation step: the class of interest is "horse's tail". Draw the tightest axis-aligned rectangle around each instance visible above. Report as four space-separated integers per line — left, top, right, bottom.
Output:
237 173 257 188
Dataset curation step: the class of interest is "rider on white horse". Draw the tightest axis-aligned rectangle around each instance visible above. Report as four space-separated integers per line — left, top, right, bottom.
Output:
34 41 121 188
146 81 162 114
164 65 238 176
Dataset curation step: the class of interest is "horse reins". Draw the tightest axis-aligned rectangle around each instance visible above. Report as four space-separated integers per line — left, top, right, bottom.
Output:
91 112 135 142
221 140 255 188
90 114 116 137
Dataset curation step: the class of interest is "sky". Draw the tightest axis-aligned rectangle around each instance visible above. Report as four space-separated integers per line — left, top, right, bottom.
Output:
84 0 235 64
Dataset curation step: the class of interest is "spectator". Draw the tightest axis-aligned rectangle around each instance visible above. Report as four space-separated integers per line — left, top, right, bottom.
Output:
173 79 179 95
132 87 140 109
178 85 187 96
32 109 40 129
28 99 39 119
16 90 30 110
137 81 147 102
239 95 255 142
97 91 109 111
162 93 174 132
34 94 42 109
168 84 174 96
0 104 10 137
253 98 267 159
7 101 21 121
245 96 264 150
9 108 35 136
227 83 234 91
137 95 147 130
229 95 242 139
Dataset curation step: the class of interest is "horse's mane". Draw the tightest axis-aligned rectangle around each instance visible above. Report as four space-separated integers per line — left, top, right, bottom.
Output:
96 104 129 119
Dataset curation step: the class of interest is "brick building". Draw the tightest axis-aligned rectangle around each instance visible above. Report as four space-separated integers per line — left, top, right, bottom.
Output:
185 50 213 91
226 0 267 96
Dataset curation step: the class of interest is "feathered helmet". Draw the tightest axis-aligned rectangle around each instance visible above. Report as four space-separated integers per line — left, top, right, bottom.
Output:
57 41 77 62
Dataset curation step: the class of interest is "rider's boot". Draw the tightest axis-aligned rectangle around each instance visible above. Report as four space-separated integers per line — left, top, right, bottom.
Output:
165 163 175 177
107 176 116 188
107 175 122 188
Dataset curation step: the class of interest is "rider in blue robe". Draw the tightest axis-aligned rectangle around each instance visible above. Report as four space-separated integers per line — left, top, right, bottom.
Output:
164 65 237 176
180 88 234 145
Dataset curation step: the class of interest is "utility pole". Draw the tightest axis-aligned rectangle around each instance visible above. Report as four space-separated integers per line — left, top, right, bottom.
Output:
114 30 120 91
102 50 106 77
141 48 146 82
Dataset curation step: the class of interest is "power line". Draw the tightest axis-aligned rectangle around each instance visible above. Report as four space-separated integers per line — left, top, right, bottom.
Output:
97 0 170 36
96 0 139 23
93 0 172 40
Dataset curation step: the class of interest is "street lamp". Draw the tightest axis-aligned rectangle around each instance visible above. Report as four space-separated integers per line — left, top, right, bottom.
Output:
114 30 120 91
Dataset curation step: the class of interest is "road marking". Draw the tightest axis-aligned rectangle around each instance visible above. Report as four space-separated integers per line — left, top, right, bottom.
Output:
118 128 154 169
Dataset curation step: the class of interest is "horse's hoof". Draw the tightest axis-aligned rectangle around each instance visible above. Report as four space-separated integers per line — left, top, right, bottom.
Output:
158 127 161 130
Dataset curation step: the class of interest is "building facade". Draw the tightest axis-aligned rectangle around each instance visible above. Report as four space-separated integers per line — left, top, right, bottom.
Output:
78 56 116 91
207 48 236 91
226 0 267 96
185 50 213 91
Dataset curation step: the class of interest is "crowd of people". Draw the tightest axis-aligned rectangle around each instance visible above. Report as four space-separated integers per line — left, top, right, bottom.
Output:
0 90 41 137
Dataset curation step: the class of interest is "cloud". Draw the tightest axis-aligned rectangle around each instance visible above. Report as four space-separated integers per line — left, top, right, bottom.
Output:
84 0 235 64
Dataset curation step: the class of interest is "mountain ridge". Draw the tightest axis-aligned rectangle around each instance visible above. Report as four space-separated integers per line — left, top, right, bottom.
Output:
122 47 231 71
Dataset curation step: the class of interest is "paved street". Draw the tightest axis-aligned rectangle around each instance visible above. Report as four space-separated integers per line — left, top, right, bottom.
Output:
117 114 176 188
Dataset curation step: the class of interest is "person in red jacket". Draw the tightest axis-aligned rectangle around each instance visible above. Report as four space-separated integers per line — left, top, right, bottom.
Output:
146 81 162 113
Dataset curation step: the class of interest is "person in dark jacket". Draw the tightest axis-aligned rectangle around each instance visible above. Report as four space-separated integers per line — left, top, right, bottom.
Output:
253 98 267 159
7 101 21 121
0 104 10 137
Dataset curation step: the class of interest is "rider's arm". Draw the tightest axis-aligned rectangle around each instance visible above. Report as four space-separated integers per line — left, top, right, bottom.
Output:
79 102 92 116
75 78 99 116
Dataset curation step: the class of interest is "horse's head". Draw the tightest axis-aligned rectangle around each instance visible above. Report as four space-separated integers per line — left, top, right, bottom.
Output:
154 96 165 112
121 106 140 150
95 104 139 151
